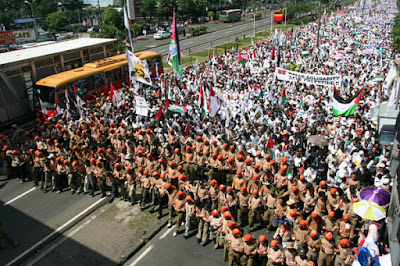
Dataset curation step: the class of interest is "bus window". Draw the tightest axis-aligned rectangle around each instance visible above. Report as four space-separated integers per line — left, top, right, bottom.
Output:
35 85 56 105
105 69 121 84
153 56 162 69
93 73 105 88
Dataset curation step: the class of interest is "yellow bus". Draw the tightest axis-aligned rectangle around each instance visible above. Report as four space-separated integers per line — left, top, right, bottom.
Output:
35 50 163 112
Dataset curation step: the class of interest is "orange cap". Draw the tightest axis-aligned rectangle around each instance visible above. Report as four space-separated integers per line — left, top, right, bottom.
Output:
229 145 235 150
185 196 194 202
328 211 335 217
221 206 228 213
245 158 252 164
217 155 223 160
300 220 307 226
307 262 315 266
311 211 319 218
240 186 247 192
340 238 349 246
259 235 267 242
330 188 338 194
226 186 233 192
292 186 298 192
224 212 233 219
343 214 350 220
271 240 279 246
265 153 271 159
219 184 226 191
175 148 180 153
237 154 244 160
325 232 333 241
232 228 241 235
236 170 242 175
143 170 149 175
252 190 258 195
310 230 318 238
252 175 258 181
212 210 219 217
243 234 252 242
227 158 234 163
138 167 143 172
320 180 327 186
210 179 217 185
227 221 235 228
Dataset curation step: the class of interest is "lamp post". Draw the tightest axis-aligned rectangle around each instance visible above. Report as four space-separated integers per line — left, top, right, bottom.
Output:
316 0 322 49
24 0 38 40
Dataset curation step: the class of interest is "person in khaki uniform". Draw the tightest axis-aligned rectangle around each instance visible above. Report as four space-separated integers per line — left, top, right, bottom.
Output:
94 160 107 197
196 201 211 245
173 191 186 236
126 167 135 205
318 232 335 266
334 238 353 266
69 160 82 194
306 230 320 262
334 214 354 241
209 209 223 249
237 186 249 227
140 170 151 210
114 163 127 201
241 234 257 266
184 195 195 238
227 228 244 266
257 235 269 265
248 189 262 231
284 242 297 266
267 240 284 265
166 184 177 227
263 188 277 232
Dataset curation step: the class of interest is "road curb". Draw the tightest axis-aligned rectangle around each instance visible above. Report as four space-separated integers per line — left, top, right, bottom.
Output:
5 196 108 266
118 217 168 265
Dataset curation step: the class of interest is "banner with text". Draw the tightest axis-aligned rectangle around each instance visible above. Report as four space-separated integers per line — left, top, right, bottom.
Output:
135 96 149 116
274 67 342 87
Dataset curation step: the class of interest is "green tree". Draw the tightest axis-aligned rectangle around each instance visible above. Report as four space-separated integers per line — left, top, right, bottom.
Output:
136 0 158 19
33 0 57 18
157 0 177 18
130 22 144 36
43 12 67 33
103 7 123 29
90 24 124 39
60 0 84 11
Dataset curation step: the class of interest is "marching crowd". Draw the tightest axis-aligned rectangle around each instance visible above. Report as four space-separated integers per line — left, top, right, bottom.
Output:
0 0 397 265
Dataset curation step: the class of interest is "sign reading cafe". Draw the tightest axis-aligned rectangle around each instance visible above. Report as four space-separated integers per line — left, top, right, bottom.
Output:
274 67 342 87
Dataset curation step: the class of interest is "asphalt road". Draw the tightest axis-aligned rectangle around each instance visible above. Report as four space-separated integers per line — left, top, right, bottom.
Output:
133 13 275 59
124 219 274 266
132 10 274 55
0 177 106 265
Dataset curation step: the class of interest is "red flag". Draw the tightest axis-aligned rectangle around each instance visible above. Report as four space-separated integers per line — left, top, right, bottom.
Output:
271 47 275 60
165 98 170 114
238 50 243 63
73 85 78 94
109 89 114 103
184 120 189 135
155 105 162 120
323 65 328 75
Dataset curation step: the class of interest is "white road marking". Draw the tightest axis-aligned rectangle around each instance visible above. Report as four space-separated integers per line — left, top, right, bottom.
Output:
3 187 36 206
240 26 247 30
185 41 194 45
27 217 95 266
129 245 154 266
226 30 233 33
159 226 174 240
5 198 106 266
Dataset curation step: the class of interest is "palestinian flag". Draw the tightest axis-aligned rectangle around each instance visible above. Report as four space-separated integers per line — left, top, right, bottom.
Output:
146 88 159 97
238 50 245 66
266 137 274 158
155 105 163 120
199 85 207 115
168 104 187 115
332 88 364 117
281 88 287 105
299 95 303 109
73 85 84 95
208 50 211 64
169 10 183 79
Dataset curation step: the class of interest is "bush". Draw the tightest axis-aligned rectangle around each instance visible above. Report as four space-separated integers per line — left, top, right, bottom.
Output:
187 25 207 36
207 11 215 18
255 13 262 20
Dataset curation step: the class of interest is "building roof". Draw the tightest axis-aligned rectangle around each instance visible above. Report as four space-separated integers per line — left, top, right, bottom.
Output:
0 38 116 67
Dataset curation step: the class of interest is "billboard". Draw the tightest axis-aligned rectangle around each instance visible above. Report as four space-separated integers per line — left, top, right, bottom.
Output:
0 29 36 44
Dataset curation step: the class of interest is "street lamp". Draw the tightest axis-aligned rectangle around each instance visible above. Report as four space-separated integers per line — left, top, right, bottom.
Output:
24 0 38 40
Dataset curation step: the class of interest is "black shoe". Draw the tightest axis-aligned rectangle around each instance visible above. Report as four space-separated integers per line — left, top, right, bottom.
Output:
77 190 81 194
91 193 95 197
71 191 75 195
131 202 135 206
108 198 114 203
124 198 128 202
157 215 162 219
101 194 106 198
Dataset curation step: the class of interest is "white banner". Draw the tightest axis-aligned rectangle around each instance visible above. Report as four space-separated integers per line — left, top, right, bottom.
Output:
126 50 153 86
275 67 342 87
135 96 148 117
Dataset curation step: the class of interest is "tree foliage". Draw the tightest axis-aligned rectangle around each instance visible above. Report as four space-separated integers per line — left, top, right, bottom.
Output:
393 13 400 52
103 7 123 30
43 12 67 32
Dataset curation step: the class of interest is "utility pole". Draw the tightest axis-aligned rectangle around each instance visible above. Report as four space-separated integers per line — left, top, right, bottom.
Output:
254 13 256 37
316 0 322 49
270 10 273 36
24 0 38 40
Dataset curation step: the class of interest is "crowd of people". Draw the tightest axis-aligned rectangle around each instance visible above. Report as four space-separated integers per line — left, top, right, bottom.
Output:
0 0 397 265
